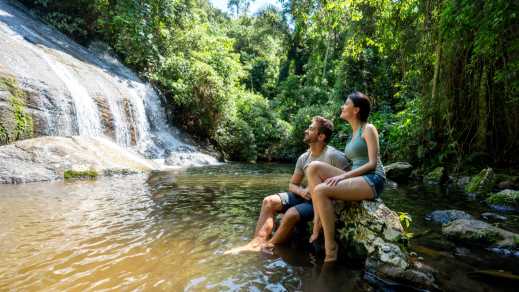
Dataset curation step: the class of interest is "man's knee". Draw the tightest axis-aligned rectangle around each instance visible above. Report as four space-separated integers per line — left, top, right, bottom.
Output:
282 207 301 225
262 194 282 211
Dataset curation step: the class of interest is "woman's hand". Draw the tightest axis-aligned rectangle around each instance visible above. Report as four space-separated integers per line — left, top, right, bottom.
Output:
324 173 347 186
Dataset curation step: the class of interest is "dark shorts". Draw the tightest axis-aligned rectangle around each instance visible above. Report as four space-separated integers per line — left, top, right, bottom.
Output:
362 173 385 199
277 192 314 222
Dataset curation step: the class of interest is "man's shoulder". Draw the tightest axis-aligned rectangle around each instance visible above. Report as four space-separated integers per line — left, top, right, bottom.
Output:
324 145 343 156
297 150 311 161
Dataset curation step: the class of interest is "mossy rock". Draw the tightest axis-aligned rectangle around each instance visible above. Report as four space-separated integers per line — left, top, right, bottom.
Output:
442 219 503 246
64 169 98 180
486 189 519 209
465 168 495 196
423 167 447 184
0 75 34 144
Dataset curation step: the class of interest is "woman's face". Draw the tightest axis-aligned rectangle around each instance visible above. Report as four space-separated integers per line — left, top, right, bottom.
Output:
340 98 358 122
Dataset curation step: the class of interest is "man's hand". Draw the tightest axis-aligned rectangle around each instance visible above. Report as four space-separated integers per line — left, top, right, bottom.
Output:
302 189 312 200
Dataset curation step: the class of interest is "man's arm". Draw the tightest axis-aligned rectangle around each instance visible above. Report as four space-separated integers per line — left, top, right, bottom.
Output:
288 172 311 200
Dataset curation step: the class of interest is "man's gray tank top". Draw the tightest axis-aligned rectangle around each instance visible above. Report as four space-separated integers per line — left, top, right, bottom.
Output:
344 125 385 178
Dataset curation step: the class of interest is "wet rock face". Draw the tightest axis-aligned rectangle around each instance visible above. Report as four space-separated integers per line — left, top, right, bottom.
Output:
0 136 157 184
384 162 413 183
334 200 438 289
425 210 474 225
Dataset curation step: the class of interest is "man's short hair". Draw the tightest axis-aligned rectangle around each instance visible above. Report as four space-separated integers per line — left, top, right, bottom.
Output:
312 116 334 143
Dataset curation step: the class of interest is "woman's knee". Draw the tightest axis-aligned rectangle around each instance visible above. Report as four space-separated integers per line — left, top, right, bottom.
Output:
307 161 326 175
313 183 331 200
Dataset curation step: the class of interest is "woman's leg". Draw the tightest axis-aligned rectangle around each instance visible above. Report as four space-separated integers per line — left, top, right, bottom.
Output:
306 162 345 242
313 176 374 261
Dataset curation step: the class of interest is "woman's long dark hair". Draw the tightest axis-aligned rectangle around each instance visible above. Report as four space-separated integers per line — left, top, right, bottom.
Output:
347 91 371 122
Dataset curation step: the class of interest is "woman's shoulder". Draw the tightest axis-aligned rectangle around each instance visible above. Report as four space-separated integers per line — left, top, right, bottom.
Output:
362 123 379 136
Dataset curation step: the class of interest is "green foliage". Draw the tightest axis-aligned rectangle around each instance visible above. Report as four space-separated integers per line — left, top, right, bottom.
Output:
398 211 414 240
22 0 518 167
214 115 257 162
235 92 291 161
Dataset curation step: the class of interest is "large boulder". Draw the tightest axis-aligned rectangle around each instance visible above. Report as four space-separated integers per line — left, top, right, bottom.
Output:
486 189 519 212
334 200 437 289
465 168 496 196
384 162 413 183
0 136 157 184
425 210 474 225
442 218 519 250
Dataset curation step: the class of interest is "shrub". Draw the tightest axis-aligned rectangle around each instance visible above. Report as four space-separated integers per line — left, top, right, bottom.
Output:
214 115 257 162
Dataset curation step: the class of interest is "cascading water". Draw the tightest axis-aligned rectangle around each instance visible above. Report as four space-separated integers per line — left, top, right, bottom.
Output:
0 0 218 167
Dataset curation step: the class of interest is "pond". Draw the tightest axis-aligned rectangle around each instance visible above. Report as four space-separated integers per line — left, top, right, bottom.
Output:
0 163 517 291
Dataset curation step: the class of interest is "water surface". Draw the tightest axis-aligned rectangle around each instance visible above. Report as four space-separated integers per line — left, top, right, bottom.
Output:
0 163 517 291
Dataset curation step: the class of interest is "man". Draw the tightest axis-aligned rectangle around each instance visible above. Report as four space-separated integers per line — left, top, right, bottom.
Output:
226 116 349 254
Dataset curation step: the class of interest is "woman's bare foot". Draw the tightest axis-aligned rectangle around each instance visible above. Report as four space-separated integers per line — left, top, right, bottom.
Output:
309 231 319 243
324 241 338 262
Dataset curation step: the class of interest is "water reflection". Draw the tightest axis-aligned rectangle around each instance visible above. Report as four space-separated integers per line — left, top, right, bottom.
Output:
0 163 518 291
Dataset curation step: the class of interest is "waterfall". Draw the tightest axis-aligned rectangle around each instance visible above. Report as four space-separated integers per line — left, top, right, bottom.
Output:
36 48 103 137
0 0 219 167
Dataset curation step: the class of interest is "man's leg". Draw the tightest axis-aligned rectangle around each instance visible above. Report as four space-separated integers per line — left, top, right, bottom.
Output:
268 207 301 245
267 198 313 246
224 193 283 254
253 194 284 242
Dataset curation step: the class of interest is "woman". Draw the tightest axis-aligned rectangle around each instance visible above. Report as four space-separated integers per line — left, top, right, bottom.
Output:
306 91 385 262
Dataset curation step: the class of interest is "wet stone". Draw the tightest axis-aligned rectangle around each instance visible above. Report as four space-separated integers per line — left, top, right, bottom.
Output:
425 210 474 225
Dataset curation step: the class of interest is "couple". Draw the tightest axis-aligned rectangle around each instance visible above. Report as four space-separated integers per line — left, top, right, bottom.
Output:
228 91 386 262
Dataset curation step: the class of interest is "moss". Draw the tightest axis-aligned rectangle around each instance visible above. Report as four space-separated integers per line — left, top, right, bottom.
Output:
0 76 33 143
486 190 519 208
465 168 495 195
64 170 98 180
424 167 446 184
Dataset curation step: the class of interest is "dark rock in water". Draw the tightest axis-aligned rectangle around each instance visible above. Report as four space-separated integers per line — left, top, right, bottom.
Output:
384 162 413 183
465 168 496 197
334 199 438 290
495 174 519 190
442 218 519 250
451 176 471 189
486 189 519 212
481 212 508 222
423 167 448 185
425 210 473 224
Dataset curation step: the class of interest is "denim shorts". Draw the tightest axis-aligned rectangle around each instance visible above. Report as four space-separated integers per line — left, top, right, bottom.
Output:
277 192 314 222
362 173 385 199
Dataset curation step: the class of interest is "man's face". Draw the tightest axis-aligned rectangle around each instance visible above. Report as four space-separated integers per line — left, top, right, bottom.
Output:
303 121 320 143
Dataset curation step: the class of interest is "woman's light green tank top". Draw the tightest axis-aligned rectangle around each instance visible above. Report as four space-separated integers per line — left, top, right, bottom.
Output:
344 125 385 178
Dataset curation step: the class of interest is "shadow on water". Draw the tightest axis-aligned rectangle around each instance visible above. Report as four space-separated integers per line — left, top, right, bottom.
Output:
0 163 518 291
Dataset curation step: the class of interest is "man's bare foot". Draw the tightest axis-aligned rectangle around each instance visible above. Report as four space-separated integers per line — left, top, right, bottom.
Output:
324 241 338 262
224 238 265 255
260 242 275 255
